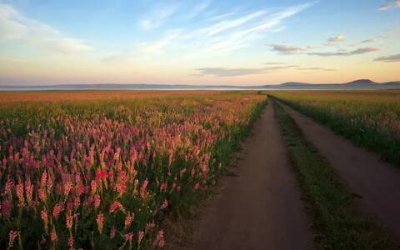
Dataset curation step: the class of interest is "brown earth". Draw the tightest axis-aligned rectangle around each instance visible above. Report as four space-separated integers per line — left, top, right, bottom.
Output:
189 104 314 250
279 102 400 245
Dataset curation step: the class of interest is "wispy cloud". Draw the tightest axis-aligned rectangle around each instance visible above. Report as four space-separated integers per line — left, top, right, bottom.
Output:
374 53 400 62
196 62 336 77
198 10 267 37
378 0 400 11
136 29 182 53
109 2 315 62
196 67 268 77
309 47 379 56
361 39 374 43
139 2 179 30
327 34 345 42
0 4 93 53
296 66 337 71
269 44 305 54
187 0 212 19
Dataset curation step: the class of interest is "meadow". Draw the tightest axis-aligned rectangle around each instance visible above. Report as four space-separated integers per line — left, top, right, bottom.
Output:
272 90 400 166
0 91 266 249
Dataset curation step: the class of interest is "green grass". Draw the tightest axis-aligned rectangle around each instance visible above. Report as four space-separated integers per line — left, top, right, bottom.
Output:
273 100 395 250
271 90 400 166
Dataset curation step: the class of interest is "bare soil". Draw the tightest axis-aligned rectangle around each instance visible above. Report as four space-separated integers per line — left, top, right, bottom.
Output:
280 102 400 245
189 104 314 250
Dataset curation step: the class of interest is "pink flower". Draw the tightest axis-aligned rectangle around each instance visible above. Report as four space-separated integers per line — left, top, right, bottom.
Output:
41 209 49 232
140 179 149 198
63 181 73 197
96 170 108 181
40 171 47 188
157 230 165 248
159 182 167 192
91 180 97 194
109 201 124 214
94 195 101 208
194 182 200 190
38 187 47 203
1 199 11 218
138 230 145 245
161 199 168 209
52 203 64 219
96 211 105 234
51 227 57 242
66 211 73 230
25 177 33 206
16 181 24 206
110 227 116 239
124 213 134 229
124 232 134 241
68 235 74 249
8 230 19 249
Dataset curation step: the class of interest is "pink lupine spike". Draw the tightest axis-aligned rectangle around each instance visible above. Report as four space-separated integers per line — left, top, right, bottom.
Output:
140 179 149 199
16 180 24 207
96 211 104 234
124 212 134 229
41 208 49 232
8 230 19 249
24 177 33 206
51 227 57 242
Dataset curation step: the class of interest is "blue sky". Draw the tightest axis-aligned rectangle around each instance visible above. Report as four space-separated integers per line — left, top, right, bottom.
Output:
0 0 399 85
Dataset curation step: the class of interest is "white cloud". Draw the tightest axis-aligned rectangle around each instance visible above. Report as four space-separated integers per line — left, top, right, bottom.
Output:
136 30 183 53
199 10 266 37
375 53 400 62
139 3 179 30
378 1 400 11
0 4 92 53
106 2 314 63
187 0 212 19
270 44 305 54
309 47 379 56
327 34 345 42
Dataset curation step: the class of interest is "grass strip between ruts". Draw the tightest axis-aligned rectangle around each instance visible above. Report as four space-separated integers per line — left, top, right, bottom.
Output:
273 99 395 250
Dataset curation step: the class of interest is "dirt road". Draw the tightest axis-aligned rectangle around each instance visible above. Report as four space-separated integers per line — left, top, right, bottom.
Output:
190 104 314 250
279 102 400 245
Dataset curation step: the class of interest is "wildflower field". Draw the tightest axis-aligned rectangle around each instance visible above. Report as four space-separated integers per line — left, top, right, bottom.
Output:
0 91 266 249
272 90 400 166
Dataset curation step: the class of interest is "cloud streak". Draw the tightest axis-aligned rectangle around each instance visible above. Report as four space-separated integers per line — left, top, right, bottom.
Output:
0 4 92 53
374 53 400 62
308 47 379 56
378 0 400 11
269 44 305 54
139 3 179 30
195 62 335 77
196 67 268 77
104 2 315 64
327 34 345 42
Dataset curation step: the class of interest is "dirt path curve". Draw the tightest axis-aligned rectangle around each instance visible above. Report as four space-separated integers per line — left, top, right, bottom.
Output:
279 101 400 245
189 104 314 250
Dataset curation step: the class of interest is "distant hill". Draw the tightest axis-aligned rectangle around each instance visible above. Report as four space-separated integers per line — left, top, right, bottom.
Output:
262 79 400 90
1 79 399 91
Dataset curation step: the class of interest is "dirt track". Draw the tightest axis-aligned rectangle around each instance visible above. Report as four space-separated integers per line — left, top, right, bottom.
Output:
279 102 400 245
190 104 314 250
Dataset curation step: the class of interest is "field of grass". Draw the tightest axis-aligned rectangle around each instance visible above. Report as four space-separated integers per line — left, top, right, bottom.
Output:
271 90 400 166
0 91 266 249
273 101 394 249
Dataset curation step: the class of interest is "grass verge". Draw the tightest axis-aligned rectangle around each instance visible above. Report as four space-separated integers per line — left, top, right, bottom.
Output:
273 100 395 250
275 97 400 167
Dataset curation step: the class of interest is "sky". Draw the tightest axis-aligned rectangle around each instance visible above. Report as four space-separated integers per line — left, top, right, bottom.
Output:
0 0 399 86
